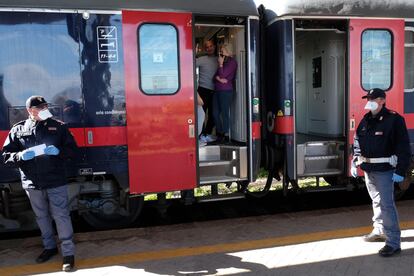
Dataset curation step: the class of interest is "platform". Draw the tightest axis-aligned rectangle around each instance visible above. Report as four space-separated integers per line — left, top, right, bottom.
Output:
1 200 414 275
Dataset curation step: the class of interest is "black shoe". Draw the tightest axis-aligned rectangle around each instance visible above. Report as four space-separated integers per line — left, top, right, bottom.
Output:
363 233 386 242
379 245 401 257
62 255 75 272
36 248 58 263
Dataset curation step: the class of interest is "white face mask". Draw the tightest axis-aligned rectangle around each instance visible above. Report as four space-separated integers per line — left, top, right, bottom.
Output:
38 109 53 120
364 101 379 111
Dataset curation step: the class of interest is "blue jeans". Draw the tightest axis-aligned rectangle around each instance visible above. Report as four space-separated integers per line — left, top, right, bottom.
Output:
26 185 75 256
364 170 400 249
213 90 232 135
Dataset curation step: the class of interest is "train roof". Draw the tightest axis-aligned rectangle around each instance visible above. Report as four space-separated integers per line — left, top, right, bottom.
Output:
263 0 414 21
0 0 258 17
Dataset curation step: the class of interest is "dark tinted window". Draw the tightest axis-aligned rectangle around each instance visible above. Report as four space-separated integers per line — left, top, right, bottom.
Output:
0 12 82 128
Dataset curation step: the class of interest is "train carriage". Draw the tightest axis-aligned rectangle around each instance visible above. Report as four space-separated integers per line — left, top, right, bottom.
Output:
2 0 414 232
261 0 414 193
0 0 261 230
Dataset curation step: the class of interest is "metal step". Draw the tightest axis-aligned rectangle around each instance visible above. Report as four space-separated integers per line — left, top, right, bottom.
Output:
199 160 231 167
300 185 352 193
198 146 248 184
300 169 342 177
297 141 344 177
304 155 340 161
200 176 244 185
198 145 221 162
197 192 245 203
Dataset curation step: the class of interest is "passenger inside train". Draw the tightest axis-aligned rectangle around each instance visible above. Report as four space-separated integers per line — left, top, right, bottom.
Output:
195 19 247 147
194 16 250 185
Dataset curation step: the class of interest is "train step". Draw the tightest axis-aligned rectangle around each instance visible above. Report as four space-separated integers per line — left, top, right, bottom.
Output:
300 169 343 177
197 192 245 203
200 176 242 185
199 160 231 167
300 185 353 193
198 145 248 184
297 141 344 177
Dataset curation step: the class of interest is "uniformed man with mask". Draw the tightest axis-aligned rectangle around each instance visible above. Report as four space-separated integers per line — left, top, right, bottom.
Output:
351 88 411 257
2 96 78 271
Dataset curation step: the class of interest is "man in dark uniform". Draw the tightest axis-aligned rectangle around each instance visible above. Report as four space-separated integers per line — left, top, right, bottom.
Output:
2 96 78 271
352 88 411 257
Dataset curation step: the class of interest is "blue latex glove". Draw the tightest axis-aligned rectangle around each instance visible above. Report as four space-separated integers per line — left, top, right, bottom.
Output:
44 145 60 155
350 166 358 178
19 150 35 161
392 173 404 183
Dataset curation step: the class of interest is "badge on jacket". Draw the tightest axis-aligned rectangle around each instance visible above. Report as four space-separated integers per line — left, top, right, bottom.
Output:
375 131 383 135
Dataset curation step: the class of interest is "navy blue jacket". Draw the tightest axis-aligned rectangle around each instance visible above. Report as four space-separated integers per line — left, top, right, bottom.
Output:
353 107 411 176
2 117 78 189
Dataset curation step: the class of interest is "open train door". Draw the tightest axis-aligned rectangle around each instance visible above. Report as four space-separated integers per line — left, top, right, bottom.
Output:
122 11 196 193
348 19 405 176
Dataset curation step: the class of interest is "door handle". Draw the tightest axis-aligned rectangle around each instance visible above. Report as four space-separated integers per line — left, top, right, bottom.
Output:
87 130 93 145
189 124 195 138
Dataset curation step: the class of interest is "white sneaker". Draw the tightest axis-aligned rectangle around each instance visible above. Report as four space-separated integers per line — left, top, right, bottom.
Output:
204 135 216 142
199 135 208 143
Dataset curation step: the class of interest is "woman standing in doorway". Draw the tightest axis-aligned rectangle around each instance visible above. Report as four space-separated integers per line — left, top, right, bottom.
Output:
213 44 237 143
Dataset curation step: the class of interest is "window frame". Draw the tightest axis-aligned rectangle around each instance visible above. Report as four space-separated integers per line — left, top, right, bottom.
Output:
360 28 394 92
137 22 181 96
404 26 414 93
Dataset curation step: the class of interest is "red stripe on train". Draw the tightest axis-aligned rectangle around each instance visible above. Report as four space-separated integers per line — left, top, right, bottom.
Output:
0 130 7 149
252 121 261 139
273 116 294 134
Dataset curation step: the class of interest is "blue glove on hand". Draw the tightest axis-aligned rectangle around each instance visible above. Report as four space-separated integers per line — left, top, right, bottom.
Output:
392 173 404 183
44 145 60 155
19 150 35 161
350 162 358 178
350 166 358 178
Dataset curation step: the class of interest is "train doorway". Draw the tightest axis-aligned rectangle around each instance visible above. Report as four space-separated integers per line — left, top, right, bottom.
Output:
294 19 347 180
193 16 249 186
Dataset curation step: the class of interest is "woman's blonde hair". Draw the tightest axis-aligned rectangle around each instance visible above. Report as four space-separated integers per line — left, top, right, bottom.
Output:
220 44 233 56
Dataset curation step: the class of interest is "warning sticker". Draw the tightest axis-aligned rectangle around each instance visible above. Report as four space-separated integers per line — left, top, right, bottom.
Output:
97 26 118 63
277 110 284 117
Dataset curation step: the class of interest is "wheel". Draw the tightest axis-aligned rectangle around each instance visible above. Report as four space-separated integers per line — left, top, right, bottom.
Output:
81 196 144 229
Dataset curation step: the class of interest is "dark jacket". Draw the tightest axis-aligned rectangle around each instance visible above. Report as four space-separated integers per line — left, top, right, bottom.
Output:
2 117 78 189
353 107 411 176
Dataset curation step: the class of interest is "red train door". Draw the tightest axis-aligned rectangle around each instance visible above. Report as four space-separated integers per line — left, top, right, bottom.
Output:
122 11 196 193
348 19 405 176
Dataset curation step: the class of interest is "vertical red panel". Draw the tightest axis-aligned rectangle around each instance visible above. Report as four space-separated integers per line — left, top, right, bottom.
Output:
348 19 405 176
122 11 196 194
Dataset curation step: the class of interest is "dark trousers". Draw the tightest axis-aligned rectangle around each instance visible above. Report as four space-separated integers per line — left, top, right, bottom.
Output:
26 185 75 256
198 86 215 135
213 90 233 136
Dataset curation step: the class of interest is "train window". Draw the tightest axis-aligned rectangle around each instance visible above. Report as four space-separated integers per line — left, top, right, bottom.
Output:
138 24 180 95
361 30 392 91
404 28 414 93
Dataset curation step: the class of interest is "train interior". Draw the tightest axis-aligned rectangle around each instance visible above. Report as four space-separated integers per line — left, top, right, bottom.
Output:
294 19 347 180
194 16 249 186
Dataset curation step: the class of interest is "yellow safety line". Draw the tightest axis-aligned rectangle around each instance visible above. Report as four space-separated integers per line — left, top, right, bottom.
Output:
2 220 414 276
